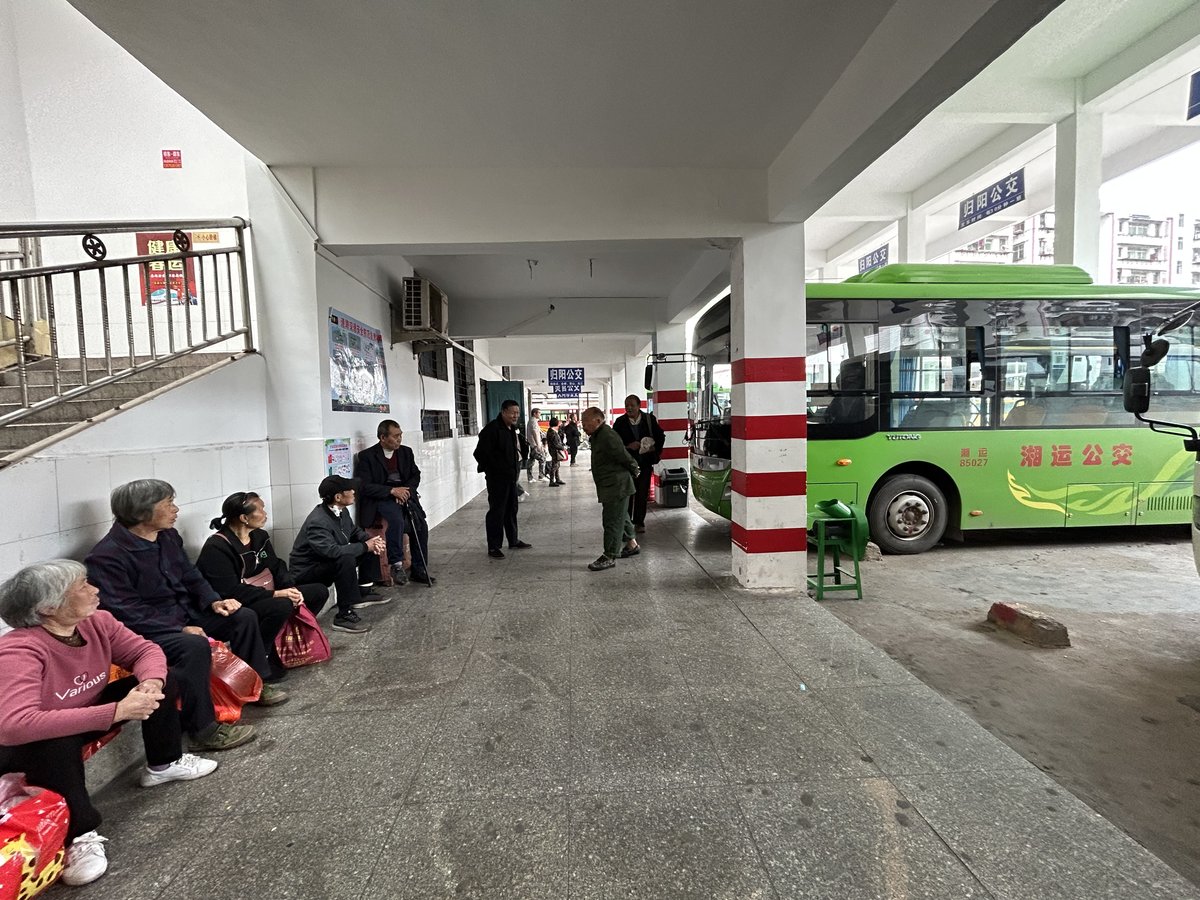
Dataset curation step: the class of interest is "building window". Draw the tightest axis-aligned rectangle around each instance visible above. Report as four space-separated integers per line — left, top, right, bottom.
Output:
453 343 478 436
1178 261 1184 275
1180 213 1186 228
417 349 449 381
1013 242 1026 262
421 408 452 441
1193 272 1200 285
1179 237 1185 251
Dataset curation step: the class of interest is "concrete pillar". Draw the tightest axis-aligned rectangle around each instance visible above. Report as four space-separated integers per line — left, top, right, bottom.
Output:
610 366 626 420
653 322 689 468
896 206 927 263
1054 105 1103 277
729 225 807 587
0 0 35 220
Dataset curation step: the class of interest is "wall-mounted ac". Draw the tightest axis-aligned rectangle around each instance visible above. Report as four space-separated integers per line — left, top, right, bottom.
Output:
392 275 450 345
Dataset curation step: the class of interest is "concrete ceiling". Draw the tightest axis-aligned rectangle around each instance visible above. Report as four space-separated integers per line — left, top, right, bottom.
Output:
67 0 1064 367
808 0 1200 274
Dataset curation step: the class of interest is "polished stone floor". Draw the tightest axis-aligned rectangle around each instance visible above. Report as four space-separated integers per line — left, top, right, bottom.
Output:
73 468 1200 899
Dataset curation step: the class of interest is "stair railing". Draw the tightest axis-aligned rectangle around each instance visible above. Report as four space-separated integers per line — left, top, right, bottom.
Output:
0 219 254 427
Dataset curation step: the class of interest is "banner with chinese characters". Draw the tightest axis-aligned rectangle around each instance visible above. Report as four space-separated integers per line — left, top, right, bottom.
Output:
958 169 1025 230
136 232 198 306
328 308 390 413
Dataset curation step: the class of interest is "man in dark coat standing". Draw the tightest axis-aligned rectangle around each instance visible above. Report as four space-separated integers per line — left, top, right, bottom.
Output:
612 394 666 533
353 420 434 585
473 400 532 559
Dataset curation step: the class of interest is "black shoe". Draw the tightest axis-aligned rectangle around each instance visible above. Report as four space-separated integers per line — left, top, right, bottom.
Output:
588 555 616 571
410 571 436 585
548 482 562 488
511 541 533 550
332 610 371 633
488 549 506 559
619 544 641 558
390 563 409 586
351 591 393 609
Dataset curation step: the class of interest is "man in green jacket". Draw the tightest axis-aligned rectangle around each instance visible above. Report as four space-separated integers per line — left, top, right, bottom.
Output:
581 407 641 571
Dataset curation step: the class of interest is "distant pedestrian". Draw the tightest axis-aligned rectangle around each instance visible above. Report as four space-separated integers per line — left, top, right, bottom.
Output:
525 407 547 482
580 407 640 571
613 394 665 533
474 400 533 558
545 418 565 486
562 414 581 466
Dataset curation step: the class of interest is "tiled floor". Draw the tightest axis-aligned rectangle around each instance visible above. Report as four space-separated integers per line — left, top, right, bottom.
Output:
75 469 1200 899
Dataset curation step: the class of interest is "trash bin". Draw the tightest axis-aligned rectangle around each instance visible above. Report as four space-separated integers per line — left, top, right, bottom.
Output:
659 467 690 507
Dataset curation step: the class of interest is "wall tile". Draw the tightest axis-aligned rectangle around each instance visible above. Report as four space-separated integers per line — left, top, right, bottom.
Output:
288 438 326 485
0 533 67 576
267 439 290 484
288 483 320 531
219 444 248 494
55 455 112 530
270 484 293 530
0 458 60 543
108 452 157 490
246 442 271 489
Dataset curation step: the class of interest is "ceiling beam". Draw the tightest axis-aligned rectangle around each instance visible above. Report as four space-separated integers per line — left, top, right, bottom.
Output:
663 248 730 323
924 185 1053 259
910 123 1051 211
1102 126 1200 182
824 221 894 266
1082 3 1200 112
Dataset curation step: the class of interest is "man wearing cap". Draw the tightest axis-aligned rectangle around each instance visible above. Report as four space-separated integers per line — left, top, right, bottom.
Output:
288 476 388 634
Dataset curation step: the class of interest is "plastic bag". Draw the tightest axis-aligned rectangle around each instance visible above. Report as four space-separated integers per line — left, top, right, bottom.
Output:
0 774 68 900
207 638 262 724
274 606 331 669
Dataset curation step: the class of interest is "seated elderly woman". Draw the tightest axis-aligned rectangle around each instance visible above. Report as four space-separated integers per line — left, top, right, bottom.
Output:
195 491 330 680
86 478 282 746
0 560 219 886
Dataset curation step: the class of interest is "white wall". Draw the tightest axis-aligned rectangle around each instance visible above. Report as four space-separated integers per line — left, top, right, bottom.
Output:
0 356 269 574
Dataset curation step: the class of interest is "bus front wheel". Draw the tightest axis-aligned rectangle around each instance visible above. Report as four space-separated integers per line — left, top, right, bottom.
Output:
868 474 947 554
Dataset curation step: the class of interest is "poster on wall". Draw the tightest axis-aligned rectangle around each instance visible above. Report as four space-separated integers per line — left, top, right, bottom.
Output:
324 438 352 477
136 232 198 306
328 307 390 413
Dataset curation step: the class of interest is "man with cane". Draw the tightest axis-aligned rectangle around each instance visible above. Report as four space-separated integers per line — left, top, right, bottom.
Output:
354 420 436 586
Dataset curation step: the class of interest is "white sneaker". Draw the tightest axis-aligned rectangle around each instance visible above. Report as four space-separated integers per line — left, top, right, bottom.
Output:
61 831 108 886
139 752 219 787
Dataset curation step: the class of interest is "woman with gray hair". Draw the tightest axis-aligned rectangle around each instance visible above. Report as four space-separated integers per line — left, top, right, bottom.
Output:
0 560 218 887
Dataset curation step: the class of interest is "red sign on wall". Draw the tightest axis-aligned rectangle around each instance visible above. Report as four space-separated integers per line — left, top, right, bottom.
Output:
161 149 182 169
136 232 198 306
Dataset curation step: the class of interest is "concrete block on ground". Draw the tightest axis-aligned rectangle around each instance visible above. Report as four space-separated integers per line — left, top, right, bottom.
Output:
863 541 883 562
986 602 1070 648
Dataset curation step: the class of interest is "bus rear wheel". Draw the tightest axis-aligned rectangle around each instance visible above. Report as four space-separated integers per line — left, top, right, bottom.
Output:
868 474 947 555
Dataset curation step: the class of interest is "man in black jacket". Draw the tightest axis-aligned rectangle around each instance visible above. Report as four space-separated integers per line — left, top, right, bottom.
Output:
353 420 434 585
612 394 666 533
473 400 532 559
289 476 387 634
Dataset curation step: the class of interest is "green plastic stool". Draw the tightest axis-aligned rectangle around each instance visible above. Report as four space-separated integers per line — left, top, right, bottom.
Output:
806 515 863 601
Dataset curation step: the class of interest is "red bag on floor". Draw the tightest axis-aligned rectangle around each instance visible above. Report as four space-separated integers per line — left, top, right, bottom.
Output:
274 606 331 669
0 774 69 899
207 638 262 724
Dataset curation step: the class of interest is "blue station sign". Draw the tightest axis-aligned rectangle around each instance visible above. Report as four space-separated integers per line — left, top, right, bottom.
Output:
1188 71 1200 120
958 169 1025 229
857 245 889 274
548 366 584 398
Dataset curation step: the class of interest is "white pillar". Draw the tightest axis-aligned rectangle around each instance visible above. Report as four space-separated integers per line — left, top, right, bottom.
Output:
610 366 626 421
729 225 807 587
1054 105 1103 277
896 206 927 263
0 2 35 220
653 322 689 469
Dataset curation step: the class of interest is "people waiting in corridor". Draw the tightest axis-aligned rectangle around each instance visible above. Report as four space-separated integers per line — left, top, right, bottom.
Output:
525 406 547 482
581 407 640 571
353 420 434 585
613 394 665 534
288 476 388 634
545 417 565 486
474 399 532 558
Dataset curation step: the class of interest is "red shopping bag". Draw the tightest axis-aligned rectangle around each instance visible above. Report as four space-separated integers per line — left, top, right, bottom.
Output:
0 774 69 900
274 606 331 669
207 638 262 724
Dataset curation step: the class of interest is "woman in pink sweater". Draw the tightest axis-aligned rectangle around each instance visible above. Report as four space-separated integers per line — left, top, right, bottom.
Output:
0 560 219 887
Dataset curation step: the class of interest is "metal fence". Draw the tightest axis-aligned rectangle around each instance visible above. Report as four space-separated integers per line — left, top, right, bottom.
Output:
0 219 253 426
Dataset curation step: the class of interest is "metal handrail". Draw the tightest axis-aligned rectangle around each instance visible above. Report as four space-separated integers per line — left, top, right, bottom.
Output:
0 219 254 429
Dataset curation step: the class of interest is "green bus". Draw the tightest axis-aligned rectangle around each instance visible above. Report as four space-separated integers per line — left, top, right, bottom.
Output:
688 264 1200 553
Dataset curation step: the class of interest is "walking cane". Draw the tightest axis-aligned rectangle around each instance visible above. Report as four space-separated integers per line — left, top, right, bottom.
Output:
403 499 434 588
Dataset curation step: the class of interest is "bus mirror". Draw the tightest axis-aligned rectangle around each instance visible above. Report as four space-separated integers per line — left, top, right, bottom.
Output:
1139 337 1170 368
644 364 654 392
1123 367 1151 414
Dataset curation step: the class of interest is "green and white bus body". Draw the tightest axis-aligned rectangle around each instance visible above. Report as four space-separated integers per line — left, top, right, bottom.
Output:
688 264 1200 554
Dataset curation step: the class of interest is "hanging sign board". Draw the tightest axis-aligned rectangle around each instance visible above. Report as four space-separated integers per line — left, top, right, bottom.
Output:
1189 71 1200 120
958 169 1025 229
857 245 889 274
548 366 584 398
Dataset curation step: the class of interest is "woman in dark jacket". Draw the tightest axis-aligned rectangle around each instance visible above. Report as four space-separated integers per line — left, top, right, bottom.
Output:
196 492 329 680
562 414 581 466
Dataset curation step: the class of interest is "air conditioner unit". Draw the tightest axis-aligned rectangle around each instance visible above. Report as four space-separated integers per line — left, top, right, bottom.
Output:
392 276 450 344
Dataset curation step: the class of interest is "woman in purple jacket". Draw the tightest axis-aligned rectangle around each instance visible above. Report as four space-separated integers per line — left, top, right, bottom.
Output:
0 560 218 886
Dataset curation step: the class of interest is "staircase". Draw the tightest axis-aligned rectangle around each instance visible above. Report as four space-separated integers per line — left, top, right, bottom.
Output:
0 352 245 458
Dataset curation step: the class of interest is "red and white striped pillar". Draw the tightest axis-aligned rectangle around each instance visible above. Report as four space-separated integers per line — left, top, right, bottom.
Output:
653 322 689 467
729 225 807 587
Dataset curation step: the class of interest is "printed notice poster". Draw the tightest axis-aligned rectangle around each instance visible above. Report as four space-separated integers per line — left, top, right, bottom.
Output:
324 438 352 477
136 232 198 306
328 308 390 413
